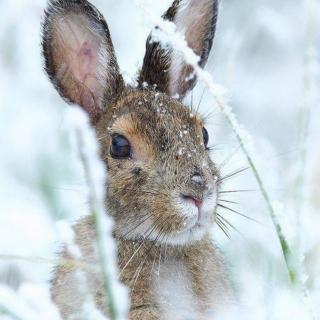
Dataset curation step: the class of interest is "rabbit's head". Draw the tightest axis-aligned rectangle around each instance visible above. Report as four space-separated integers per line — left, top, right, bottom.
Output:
42 0 219 246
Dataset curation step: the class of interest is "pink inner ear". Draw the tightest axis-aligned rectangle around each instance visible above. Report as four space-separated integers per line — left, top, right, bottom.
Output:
76 42 96 83
79 42 93 58
53 14 107 112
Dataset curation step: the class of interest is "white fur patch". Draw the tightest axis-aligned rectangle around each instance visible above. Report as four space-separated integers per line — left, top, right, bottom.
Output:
152 258 199 319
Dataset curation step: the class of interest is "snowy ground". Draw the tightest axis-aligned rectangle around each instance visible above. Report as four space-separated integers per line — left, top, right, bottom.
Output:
0 0 320 319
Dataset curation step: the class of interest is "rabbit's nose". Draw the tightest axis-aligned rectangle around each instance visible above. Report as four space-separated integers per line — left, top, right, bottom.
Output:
189 167 209 192
191 173 204 185
191 166 205 185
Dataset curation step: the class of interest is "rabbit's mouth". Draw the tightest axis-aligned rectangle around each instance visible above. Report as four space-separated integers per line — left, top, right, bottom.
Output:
179 188 217 218
180 194 206 221
161 189 218 246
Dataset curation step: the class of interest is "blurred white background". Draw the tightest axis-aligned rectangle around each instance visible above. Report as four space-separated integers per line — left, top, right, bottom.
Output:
0 0 320 319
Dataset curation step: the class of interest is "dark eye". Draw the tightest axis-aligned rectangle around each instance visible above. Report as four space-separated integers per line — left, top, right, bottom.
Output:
202 127 209 148
110 134 131 159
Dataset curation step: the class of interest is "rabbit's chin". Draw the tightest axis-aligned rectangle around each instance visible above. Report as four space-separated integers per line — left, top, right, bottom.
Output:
163 195 217 246
163 223 210 246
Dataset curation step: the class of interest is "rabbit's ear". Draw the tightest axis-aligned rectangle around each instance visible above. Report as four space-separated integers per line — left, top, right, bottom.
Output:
139 0 218 100
42 0 124 122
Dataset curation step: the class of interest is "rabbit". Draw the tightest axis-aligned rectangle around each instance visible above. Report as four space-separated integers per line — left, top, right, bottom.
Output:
42 0 234 319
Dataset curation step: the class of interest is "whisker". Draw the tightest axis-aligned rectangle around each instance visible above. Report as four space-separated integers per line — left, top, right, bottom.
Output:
206 143 227 152
219 189 257 194
129 218 167 291
217 212 241 235
218 145 242 169
130 223 168 292
130 250 150 292
152 232 166 275
190 88 194 112
219 199 239 205
119 241 145 276
150 249 158 275
157 242 162 277
97 133 110 141
202 109 218 122
163 234 169 263
217 204 260 224
218 167 250 183
215 216 231 239
122 214 153 239
196 87 206 114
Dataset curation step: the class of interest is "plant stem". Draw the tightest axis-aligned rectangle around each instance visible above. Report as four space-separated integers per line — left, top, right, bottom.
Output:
0 254 96 273
0 307 22 320
197 71 297 285
76 129 122 320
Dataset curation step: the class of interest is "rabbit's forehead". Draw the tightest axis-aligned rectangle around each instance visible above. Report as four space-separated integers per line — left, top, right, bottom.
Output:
111 98 204 142
113 109 201 135
111 90 204 131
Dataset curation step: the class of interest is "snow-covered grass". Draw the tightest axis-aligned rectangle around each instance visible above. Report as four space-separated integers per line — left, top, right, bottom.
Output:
72 110 129 320
0 0 319 319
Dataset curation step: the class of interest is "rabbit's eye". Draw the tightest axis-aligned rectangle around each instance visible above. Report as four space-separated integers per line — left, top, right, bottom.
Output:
110 134 131 159
202 127 209 148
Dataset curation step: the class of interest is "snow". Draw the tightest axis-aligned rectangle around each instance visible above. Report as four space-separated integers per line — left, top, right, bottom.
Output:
0 0 320 319
0 284 61 320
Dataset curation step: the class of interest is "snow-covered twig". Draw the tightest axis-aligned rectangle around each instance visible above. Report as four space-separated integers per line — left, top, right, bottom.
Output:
0 284 61 320
0 254 97 273
135 0 296 284
55 220 109 320
73 111 128 320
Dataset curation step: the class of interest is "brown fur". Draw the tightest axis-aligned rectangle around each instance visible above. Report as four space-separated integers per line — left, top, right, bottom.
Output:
52 216 232 319
42 0 234 319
